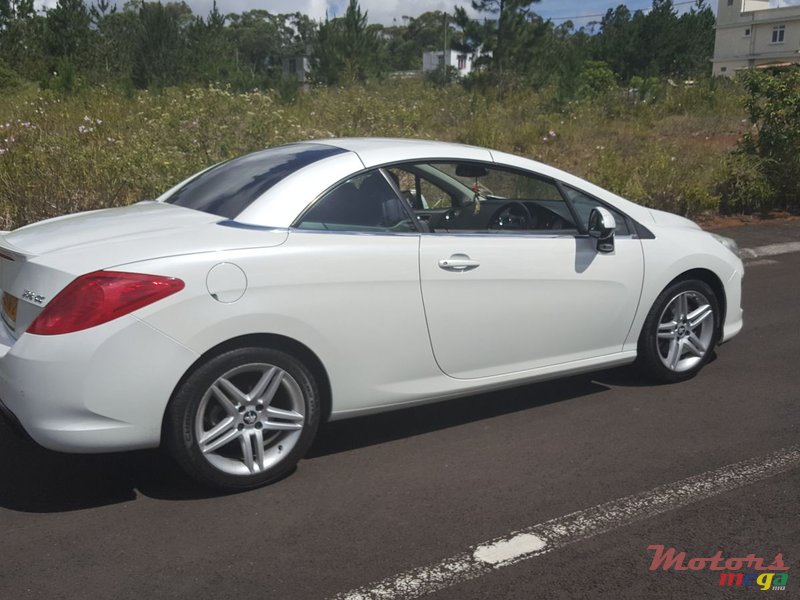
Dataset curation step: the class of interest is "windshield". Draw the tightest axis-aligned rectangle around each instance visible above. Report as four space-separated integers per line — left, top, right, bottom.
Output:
163 143 345 218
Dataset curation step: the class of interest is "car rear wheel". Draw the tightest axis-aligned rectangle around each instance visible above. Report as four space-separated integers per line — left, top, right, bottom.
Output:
637 279 719 383
166 347 320 490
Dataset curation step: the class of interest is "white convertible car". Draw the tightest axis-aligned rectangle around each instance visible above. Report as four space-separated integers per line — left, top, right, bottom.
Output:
0 138 743 489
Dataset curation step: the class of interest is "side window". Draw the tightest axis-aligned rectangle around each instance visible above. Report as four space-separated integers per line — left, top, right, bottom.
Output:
386 167 454 210
420 179 453 209
440 163 562 203
419 162 578 233
296 170 416 232
561 186 631 235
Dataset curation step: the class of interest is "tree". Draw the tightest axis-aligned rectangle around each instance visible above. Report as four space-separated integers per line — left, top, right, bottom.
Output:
132 2 192 88
0 0 45 79
675 0 715 77
311 0 384 85
595 5 637 80
225 10 312 86
593 0 714 81
382 11 459 71
640 0 678 75
0 0 34 28
536 20 592 97
452 5 492 67
83 0 118 81
89 0 115 23
94 7 140 82
45 0 91 60
460 0 542 72
187 1 237 83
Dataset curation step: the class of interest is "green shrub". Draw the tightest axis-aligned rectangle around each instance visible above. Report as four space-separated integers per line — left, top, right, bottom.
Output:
577 61 617 99
629 76 664 104
0 60 22 90
41 59 82 95
729 68 800 213
425 65 460 87
718 151 777 215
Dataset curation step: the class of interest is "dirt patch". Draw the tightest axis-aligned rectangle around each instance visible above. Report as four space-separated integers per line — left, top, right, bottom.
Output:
697 212 800 230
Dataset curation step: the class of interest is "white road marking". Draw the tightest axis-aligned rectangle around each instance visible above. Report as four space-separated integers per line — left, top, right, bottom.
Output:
473 533 546 565
745 259 779 267
740 241 800 260
332 445 800 600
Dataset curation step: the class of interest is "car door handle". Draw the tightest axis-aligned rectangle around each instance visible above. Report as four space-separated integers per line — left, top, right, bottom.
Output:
438 255 480 272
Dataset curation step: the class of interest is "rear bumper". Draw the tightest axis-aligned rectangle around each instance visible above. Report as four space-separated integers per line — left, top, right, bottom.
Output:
0 395 33 442
0 316 198 453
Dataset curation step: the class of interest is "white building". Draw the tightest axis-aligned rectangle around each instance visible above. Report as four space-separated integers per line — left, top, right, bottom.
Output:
713 0 800 76
422 50 478 77
282 55 311 83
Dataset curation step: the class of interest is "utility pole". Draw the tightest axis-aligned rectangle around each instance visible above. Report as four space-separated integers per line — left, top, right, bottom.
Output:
442 12 449 80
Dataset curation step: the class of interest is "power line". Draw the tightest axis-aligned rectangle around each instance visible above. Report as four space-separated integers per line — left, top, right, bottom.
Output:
545 0 703 23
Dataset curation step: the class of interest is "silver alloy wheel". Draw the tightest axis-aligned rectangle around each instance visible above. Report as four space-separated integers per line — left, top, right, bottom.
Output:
195 362 306 476
656 290 714 373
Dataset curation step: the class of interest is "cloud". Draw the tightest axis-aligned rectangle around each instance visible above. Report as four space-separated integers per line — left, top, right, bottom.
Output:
204 0 331 19
350 0 474 24
32 0 476 24
33 0 333 19
39 0 800 26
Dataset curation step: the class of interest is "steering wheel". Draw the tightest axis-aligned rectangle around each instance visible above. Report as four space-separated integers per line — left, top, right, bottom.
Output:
489 202 534 230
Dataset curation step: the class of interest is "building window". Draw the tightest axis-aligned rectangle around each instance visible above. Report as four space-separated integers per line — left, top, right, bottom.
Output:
727 0 733 5
457 55 466 70
720 67 727 73
744 27 750 37
437 55 444 66
289 58 297 73
772 25 785 44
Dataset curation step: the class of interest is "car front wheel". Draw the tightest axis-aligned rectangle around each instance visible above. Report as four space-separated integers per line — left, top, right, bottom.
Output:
166 347 320 490
637 279 719 383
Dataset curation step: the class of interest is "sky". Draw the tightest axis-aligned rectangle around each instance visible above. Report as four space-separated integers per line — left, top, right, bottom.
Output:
33 0 800 28
164 0 667 26
182 0 800 27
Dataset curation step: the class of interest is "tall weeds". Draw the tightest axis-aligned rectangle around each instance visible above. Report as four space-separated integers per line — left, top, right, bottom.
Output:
0 78 747 229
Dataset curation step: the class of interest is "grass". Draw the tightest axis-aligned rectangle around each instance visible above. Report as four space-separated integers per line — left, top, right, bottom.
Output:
0 77 748 229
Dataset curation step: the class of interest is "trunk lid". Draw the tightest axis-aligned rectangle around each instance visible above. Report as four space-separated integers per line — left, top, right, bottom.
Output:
5 202 221 255
0 238 59 339
0 202 288 338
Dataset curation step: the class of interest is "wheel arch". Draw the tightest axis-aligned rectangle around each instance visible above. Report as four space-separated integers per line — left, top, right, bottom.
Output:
161 333 332 445
661 268 727 339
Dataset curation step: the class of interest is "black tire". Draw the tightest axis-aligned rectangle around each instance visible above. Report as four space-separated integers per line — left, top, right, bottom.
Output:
637 279 720 383
166 346 320 490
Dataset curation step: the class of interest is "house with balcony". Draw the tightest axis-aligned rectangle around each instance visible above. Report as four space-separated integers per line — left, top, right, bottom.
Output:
713 0 800 76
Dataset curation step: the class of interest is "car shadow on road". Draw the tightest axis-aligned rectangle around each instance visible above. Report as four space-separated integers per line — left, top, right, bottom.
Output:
0 365 654 512
0 426 225 512
307 370 628 458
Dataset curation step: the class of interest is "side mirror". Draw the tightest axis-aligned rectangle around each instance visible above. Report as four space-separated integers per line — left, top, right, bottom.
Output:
588 207 616 253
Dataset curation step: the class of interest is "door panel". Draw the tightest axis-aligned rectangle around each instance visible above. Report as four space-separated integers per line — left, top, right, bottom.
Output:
419 234 644 379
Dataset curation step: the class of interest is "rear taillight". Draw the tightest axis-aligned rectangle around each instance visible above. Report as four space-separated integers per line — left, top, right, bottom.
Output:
27 271 185 336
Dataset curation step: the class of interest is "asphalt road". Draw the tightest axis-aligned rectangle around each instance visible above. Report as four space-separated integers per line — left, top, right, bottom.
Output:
1 223 798 600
